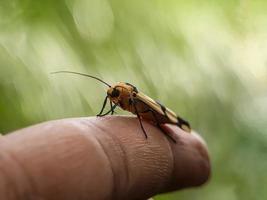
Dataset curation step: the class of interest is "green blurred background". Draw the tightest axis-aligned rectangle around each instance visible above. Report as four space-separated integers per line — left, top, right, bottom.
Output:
1 0 267 199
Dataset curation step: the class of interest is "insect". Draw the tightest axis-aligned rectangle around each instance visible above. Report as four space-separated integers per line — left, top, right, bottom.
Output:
52 71 191 142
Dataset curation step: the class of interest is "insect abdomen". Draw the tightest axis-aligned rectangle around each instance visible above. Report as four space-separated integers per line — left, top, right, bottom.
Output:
177 116 191 132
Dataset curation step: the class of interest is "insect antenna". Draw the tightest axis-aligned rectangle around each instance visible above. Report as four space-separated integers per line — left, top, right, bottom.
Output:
51 71 111 87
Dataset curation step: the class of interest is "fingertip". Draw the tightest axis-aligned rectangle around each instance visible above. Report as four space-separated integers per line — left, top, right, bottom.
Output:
87 116 210 196
162 125 211 190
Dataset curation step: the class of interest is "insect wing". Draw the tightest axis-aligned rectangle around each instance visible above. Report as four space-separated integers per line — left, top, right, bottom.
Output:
135 92 178 124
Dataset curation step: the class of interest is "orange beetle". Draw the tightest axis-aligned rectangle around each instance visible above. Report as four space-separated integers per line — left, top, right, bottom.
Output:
52 71 191 142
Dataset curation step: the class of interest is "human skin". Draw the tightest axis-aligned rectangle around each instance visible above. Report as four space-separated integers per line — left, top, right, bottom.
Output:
0 116 210 200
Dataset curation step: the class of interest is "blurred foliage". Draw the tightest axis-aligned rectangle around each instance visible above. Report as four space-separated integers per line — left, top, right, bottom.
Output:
1 0 267 199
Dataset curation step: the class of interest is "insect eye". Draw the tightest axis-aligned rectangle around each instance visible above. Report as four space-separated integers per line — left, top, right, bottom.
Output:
111 89 120 98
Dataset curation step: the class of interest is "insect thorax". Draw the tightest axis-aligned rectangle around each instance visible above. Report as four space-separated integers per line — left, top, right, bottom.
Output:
107 82 137 111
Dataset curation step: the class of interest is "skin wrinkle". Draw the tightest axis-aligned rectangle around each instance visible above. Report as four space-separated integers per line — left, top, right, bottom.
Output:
145 129 175 192
83 116 176 199
68 120 115 200
0 138 40 200
91 135 117 200
101 131 131 198
0 117 210 200
35 123 87 199
0 157 45 200
190 148 210 186
156 126 210 192
169 142 210 190
133 143 172 189
6 119 114 200
86 119 130 200
131 120 175 195
0 157 20 200
185 133 210 185
67 123 115 200
47 127 95 199
116 121 174 198
161 141 175 192
3 151 38 198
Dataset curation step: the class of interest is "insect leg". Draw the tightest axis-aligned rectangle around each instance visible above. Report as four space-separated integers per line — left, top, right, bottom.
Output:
177 116 191 132
110 101 115 115
150 110 177 143
97 104 117 117
156 101 191 132
97 95 108 117
132 97 148 139
156 100 169 119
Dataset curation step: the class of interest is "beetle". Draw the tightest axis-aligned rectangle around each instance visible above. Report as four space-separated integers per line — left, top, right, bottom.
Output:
52 71 191 142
